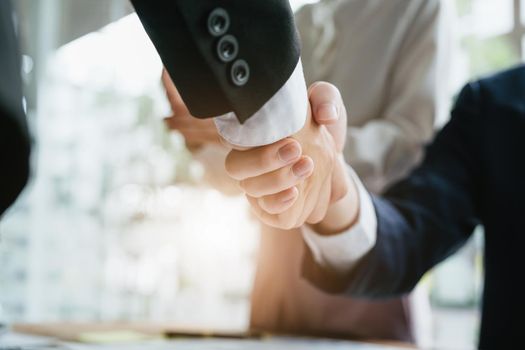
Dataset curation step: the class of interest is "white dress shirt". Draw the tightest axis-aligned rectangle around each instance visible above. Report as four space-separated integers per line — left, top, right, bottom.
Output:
302 167 377 273
214 61 308 148
296 0 457 193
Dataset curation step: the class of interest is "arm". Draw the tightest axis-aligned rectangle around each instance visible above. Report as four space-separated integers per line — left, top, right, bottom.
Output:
130 0 308 148
345 0 455 193
161 71 241 195
0 1 31 216
302 83 483 297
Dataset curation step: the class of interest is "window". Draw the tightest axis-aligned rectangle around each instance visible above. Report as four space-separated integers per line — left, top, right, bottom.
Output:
458 0 524 78
289 0 319 11
522 0 525 24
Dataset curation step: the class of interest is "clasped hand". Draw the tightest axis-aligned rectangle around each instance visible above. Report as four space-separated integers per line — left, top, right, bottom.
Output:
162 69 349 231
225 82 349 230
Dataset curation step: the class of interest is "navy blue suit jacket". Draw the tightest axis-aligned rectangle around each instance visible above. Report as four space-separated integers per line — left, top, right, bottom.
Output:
303 65 525 349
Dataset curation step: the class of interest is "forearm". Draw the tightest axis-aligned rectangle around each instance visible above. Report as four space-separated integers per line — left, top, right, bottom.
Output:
302 166 377 274
132 0 307 148
302 87 482 297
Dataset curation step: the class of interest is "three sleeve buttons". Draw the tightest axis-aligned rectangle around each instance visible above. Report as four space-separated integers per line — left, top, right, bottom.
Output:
207 8 250 87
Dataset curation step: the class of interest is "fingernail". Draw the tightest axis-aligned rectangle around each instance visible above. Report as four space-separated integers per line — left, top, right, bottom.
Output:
292 158 314 178
281 187 298 203
278 142 301 163
317 103 338 122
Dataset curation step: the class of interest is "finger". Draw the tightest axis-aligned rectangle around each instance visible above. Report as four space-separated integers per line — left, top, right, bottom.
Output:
225 139 302 180
246 195 279 227
164 115 193 129
240 156 314 197
246 195 300 230
257 187 299 215
178 130 223 144
308 82 348 152
164 115 215 130
308 81 343 124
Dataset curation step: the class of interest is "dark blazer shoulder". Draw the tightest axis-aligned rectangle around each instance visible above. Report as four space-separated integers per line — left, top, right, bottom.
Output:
475 65 525 112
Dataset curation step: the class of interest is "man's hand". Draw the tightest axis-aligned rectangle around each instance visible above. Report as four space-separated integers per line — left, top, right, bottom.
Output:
162 69 222 149
162 70 354 231
225 82 350 230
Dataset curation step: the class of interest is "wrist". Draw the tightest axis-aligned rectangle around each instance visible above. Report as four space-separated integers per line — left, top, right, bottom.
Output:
310 170 360 236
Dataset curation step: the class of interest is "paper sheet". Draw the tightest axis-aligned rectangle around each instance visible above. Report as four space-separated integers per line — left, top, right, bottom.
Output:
65 337 410 350
0 331 60 348
2 332 411 350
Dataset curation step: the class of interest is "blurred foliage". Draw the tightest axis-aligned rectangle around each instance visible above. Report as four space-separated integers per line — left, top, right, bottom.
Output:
463 34 521 78
455 0 522 78
456 0 472 17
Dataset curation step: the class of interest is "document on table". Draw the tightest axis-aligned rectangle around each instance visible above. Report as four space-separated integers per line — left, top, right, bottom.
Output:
2 332 412 350
65 337 411 350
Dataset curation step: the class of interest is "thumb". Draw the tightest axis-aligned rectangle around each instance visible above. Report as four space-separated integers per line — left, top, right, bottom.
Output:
308 82 348 153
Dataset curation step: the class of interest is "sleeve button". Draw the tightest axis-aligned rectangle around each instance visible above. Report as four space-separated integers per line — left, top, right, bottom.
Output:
216 35 239 62
230 59 250 87
207 8 230 37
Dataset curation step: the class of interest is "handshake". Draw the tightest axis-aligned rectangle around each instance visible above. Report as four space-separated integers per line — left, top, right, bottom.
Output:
163 71 360 234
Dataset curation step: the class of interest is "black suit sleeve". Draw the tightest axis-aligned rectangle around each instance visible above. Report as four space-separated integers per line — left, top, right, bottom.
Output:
0 0 30 216
129 0 301 123
302 83 483 298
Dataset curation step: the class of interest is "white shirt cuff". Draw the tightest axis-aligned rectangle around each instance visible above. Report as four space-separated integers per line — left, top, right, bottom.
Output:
302 167 378 274
214 60 308 148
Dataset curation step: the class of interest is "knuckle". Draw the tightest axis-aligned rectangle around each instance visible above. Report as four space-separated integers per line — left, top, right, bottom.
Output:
238 179 249 193
306 217 321 226
240 179 258 197
262 201 281 216
258 146 277 170
276 167 293 186
258 196 271 211
246 181 268 198
307 211 325 225
225 154 241 179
